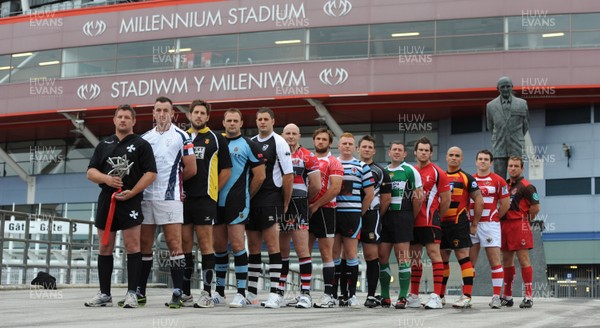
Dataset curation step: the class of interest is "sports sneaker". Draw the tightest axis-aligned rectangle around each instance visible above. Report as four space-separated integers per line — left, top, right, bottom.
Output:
500 297 514 307
167 290 183 309
245 291 260 307
489 295 502 309
364 296 379 308
296 294 312 309
375 295 391 308
338 297 348 307
229 293 250 308
519 298 533 308
264 293 284 309
286 295 300 307
314 293 336 308
394 297 407 309
85 291 112 307
421 296 445 307
424 293 443 309
118 292 146 307
122 290 138 308
193 290 214 308
212 293 226 306
452 295 472 309
347 295 360 308
181 294 194 307
406 293 422 308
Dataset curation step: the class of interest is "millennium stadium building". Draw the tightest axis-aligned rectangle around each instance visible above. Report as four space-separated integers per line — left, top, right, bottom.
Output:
0 0 599 297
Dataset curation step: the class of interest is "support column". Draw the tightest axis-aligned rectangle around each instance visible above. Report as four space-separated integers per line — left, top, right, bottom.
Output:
305 98 344 138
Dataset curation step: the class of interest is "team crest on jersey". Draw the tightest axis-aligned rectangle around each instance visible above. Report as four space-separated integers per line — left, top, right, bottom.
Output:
484 181 491 186
234 147 239 152
449 182 455 192
262 144 269 151
481 188 489 196
511 188 517 195
126 144 136 153
351 167 357 174
205 138 210 144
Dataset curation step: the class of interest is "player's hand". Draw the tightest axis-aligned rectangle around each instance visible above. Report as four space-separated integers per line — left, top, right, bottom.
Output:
309 203 318 216
106 175 123 189
115 190 131 201
469 224 478 236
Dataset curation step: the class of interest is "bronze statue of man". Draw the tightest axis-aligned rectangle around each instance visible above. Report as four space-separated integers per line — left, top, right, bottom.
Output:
486 76 529 179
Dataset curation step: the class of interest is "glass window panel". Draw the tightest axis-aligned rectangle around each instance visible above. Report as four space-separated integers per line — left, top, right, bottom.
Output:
0 55 10 84
371 21 435 40
62 44 116 63
546 107 590 126
451 115 483 134
239 29 304 49
371 38 434 57
117 56 175 73
595 106 600 123
508 14 569 33
572 13 600 30
64 203 96 221
117 39 176 58
310 42 368 60
546 178 591 196
311 25 368 43
62 60 116 78
572 31 600 48
596 177 600 194
10 49 61 68
437 17 503 36
508 33 570 50
239 45 304 65
436 35 504 53
180 34 238 68
9 64 61 83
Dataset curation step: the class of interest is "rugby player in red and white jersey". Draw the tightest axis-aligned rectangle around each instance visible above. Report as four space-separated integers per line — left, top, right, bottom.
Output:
469 149 510 308
308 127 343 308
407 137 450 310
279 123 321 308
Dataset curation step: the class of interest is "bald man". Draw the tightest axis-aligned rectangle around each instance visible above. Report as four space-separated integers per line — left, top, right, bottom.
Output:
440 146 483 308
279 124 321 308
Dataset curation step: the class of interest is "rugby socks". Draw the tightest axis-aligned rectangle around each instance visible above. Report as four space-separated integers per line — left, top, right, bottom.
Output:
459 257 474 297
410 260 423 295
126 252 141 292
299 257 312 294
379 263 392 299
323 261 335 296
332 258 341 298
247 253 262 295
366 259 379 297
522 266 533 299
138 253 153 296
279 257 290 294
491 264 504 296
170 254 186 291
347 258 359 297
202 253 215 295
432 261 444 296
183 253 194 296
339 259 349 299
398 260 411 299
98 254 113 296
441 261 450 298
215 251 229 297
503 266 516 298
234 249 248 295
268 252 283 296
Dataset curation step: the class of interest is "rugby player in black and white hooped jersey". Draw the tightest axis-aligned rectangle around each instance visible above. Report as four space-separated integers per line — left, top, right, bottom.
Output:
247 107 293 309
138 96 197 308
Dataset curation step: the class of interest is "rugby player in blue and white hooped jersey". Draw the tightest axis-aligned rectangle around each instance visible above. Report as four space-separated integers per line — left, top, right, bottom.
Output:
334 132 375 307
248 107 294 309
139 96 197 308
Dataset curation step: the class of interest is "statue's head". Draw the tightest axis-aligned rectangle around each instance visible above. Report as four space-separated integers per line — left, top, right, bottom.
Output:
497 76 513 100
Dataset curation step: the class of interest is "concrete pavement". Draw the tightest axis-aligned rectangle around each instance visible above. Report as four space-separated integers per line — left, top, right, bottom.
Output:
0 287 599 328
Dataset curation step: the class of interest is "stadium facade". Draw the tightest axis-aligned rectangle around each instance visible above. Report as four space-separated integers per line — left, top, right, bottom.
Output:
0 0 599 296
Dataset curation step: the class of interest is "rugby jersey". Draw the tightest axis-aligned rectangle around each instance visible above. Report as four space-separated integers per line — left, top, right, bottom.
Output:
336 157 375 213
469 172 509 222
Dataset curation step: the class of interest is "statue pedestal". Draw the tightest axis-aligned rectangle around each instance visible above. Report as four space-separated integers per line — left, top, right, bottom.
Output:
472 221 548 298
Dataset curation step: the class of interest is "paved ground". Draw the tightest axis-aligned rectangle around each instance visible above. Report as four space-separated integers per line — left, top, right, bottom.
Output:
0 286 599 328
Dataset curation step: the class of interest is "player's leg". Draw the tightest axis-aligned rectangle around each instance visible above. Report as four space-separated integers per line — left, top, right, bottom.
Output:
195 224 215 307
181 223 195 300
377 242 393 306
211 222 229 303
